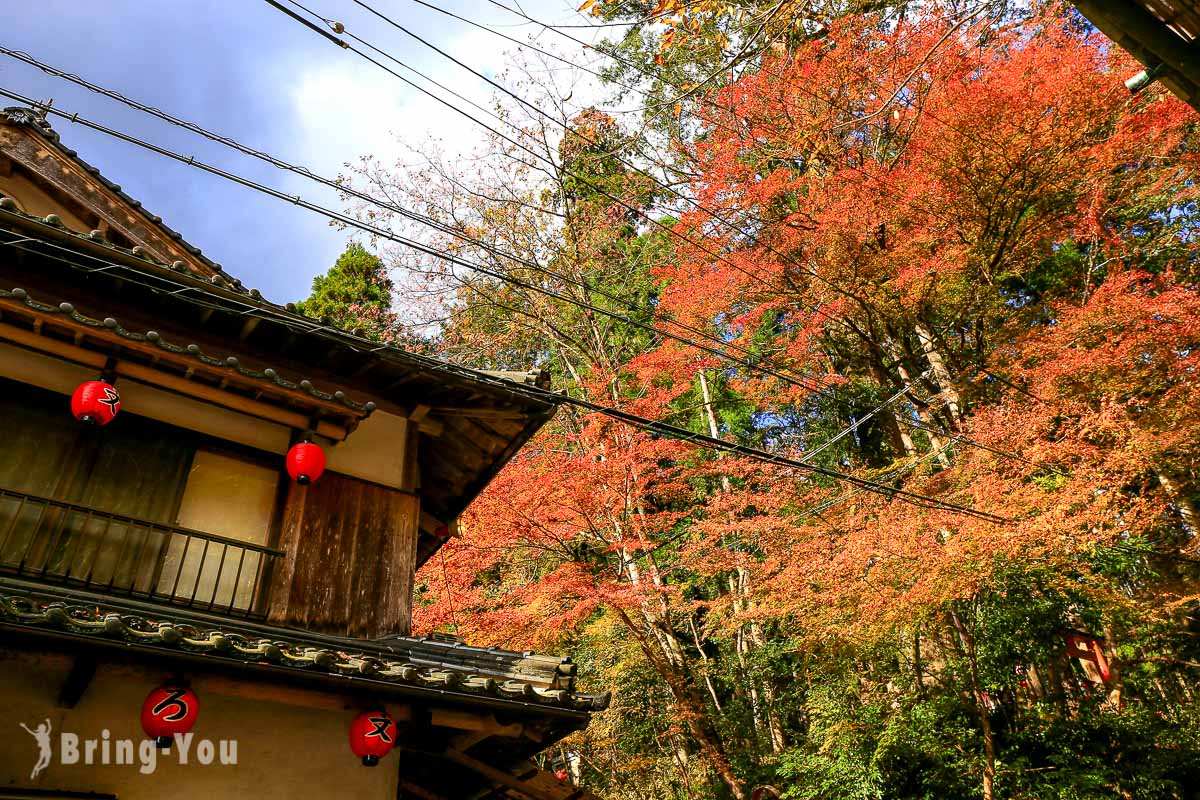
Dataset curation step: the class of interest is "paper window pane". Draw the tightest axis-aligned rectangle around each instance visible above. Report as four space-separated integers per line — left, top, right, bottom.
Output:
157 451 278 610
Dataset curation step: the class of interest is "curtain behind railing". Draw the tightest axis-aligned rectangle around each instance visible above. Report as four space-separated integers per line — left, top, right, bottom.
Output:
0 377 192 592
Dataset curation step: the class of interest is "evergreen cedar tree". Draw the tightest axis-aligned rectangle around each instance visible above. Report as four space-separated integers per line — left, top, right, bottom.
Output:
296 242 405 344
324 5 1200 799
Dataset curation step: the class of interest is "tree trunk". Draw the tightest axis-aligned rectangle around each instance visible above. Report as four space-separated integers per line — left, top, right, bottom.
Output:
614 607 746 800
1101 624 1125 710
688 614 724 711
914 321 961 427
699 371 732 493
884 337 950 467
950 610 996 800
869 359 917 458
1155 468 1199 550
701 371 784 752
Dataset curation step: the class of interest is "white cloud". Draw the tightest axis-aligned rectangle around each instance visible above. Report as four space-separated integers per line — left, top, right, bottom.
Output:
284 0 614 178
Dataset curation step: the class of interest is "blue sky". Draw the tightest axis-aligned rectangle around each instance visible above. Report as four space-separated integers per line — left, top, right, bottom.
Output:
2 0 608 303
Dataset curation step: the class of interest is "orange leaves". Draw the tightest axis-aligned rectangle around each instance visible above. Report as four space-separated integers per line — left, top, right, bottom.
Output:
411 6 1200 678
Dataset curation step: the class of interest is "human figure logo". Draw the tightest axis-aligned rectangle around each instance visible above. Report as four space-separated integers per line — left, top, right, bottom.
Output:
19 718 52 780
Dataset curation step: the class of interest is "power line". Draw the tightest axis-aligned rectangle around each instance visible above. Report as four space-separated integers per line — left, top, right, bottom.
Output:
271 0 990 369
0 224 1007 524
1 47 859 398
399 0 618 84
0 67 1028 516
271 0 1071 481
1 43 1038 512
262 5 857 395
264 0 875 318
450 2 1087 476
0 48 797 377
18 34 1044 481
481 0 1021 234
0 84 840 400
331 2 1069 449
486 0 1008 162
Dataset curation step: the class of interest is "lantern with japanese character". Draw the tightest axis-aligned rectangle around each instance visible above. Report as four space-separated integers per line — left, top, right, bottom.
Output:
141 684 199 748
71 380 120 425
286 441 326 485
348 709 396 766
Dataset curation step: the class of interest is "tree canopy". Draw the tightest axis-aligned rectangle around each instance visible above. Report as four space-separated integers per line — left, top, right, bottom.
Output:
296 241 405 344
335 4 1200 797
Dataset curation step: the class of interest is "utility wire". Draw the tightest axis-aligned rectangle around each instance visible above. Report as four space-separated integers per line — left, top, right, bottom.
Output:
0 47 837 396
486 0 1008 161
279 0 1082 486
399 0 618 84
0 68 1035 512
0 224 990 512
482 0 1016 229
261 6 858 394
265 0 900 325
1 45 1051 488
330 2 1068 478
0 223 1007 524
272 0 994 378
0 86 841 401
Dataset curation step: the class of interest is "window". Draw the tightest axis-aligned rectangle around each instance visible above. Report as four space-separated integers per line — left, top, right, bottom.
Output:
158 450 281 610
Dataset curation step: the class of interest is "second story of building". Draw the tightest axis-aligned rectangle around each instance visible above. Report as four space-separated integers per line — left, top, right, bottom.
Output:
0 105 559 640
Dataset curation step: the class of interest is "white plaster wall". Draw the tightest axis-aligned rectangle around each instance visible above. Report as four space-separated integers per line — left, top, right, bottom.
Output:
0 650 401 799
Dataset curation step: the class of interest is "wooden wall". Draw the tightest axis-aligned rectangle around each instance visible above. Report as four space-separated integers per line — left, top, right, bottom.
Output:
267 472 419 638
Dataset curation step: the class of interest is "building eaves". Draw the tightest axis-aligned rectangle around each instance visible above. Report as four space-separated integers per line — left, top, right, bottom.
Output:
2 105 237 284
0 587 610 714
0 204 557 410
1071 0 1200 109
0 279 376 416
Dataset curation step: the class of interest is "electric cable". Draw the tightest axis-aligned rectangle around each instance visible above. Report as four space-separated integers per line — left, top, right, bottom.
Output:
270 0 999 362
0 86 833 397
0 224 1008 523
0 47 835 395
0 56 1051 484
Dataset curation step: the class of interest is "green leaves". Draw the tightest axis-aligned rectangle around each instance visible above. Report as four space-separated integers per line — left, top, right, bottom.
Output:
295 242 405 344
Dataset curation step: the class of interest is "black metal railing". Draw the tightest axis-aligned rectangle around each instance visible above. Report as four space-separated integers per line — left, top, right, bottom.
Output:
0 487 282 617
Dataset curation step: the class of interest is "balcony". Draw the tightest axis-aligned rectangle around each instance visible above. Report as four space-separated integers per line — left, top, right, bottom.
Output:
0 486 282 617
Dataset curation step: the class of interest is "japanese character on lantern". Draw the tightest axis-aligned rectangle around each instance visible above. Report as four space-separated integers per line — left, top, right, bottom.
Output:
141 684 199 748
71 380 120 425
349 709 397 766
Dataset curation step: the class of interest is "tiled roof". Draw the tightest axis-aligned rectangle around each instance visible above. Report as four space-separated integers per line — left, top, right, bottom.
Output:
2 105 240 289
0 588 610 714
0 280 376 415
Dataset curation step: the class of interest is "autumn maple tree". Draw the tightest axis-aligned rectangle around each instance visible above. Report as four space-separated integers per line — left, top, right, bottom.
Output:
332 3 1200 798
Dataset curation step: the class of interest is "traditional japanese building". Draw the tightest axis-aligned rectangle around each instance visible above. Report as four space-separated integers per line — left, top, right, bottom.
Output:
1071 0 1200 109
0 105 606 799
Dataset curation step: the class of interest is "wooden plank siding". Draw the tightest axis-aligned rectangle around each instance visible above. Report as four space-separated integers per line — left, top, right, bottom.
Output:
268 472 419 637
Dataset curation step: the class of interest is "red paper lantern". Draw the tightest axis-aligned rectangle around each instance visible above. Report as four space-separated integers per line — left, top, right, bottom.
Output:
141 684 199 748
286 442 326 485
71 380 120 425
349 709 397 766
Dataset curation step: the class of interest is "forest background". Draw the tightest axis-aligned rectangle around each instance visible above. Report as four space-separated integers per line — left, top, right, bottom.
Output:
301 2 1200 797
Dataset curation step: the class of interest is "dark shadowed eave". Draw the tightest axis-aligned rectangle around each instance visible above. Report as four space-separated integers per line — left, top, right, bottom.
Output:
0 193 559 568
1072 0 1200 110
